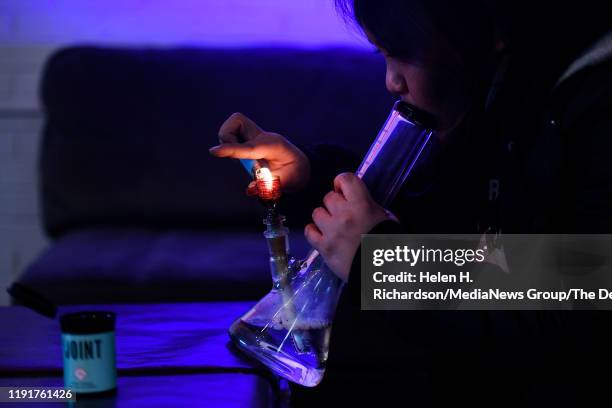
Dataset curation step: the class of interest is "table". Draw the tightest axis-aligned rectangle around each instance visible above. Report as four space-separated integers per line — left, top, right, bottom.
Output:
0 302 289 407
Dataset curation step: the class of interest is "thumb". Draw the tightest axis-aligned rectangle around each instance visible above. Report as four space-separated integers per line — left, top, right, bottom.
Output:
218 112 263 143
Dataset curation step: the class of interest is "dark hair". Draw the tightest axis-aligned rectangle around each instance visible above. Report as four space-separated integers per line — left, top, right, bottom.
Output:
335 0 499 72
335 0 611 74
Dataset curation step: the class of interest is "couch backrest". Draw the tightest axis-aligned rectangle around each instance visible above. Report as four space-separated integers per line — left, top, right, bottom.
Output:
40 46 394 237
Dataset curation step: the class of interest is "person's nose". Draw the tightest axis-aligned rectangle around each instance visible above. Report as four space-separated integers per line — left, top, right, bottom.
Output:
385 64 408 96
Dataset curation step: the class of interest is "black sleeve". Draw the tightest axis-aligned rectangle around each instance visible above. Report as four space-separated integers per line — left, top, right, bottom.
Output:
281 143 361 227
560 61 612 232
345 219 405 306
338 59 612 401
474 61 612 402
572 117 612 231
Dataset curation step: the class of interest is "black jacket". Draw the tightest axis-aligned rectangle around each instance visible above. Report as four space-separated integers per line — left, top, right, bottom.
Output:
289 24 612 408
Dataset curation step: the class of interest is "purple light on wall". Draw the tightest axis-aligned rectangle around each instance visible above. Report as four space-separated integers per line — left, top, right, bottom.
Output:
0 0 369 48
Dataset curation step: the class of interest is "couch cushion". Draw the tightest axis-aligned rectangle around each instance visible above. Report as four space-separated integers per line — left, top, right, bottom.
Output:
19 228 311 304
40 47 394 237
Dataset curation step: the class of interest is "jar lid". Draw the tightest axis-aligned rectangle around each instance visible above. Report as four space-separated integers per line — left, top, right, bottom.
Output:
60 311 115 334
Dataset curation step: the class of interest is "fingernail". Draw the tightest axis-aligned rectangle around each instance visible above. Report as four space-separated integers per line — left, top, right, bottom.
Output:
209 146 220 153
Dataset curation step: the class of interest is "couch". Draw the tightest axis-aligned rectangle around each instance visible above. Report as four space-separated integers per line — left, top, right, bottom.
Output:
16 46 394 304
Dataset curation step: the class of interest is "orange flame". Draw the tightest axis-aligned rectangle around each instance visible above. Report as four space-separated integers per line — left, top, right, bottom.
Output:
255 167 281 201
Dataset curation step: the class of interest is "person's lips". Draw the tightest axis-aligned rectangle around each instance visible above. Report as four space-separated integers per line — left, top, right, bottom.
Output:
400 98 439 128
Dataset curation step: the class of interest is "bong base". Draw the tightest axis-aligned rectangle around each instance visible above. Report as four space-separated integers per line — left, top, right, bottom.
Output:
229 318 327 387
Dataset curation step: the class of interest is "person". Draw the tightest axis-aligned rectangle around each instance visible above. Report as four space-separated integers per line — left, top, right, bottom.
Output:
210 0 612 405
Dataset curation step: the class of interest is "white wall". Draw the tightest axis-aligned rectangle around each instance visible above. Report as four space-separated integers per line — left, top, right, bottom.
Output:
0 0 367 48
0 0 368 305
0 46 48 306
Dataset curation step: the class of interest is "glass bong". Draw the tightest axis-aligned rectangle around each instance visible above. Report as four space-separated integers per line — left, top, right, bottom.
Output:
228 101 435 387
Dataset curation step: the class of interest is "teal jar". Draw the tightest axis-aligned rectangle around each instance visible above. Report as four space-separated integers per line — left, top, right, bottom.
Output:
61 311 117 395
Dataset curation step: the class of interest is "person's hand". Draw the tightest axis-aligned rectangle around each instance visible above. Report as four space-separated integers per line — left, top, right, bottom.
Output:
305 172 392 282
209 112 311 192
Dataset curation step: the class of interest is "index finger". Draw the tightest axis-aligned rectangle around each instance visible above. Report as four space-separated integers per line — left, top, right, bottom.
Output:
209 141 266 159
218 112 263 143
333 172 368 202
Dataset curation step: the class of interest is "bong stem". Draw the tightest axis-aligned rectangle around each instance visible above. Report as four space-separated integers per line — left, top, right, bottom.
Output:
263 209 309 352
